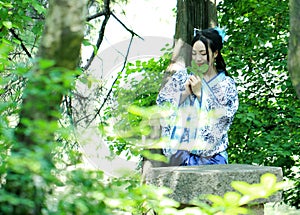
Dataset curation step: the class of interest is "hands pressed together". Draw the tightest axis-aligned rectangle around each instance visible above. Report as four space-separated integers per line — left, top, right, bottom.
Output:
185 75 202 98
180 75 202 104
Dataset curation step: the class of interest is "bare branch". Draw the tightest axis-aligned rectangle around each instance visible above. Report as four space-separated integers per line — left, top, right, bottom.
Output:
85 35 135 128
84 0 111 70
82 1 146 127
9 29 32 58
86 11 106 21
111 12 143 40
83 1 144 70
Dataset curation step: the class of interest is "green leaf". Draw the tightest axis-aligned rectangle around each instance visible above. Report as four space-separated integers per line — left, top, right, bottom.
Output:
32 1 46 14
227 207 249 215
207 194 225 206
2 21 12 29
0 2 13 8
38 59 56 69
82 38 92 46
187 60 208 78
260 173 276 190
224 192 241 205
231 181 251 195
140 150 168 163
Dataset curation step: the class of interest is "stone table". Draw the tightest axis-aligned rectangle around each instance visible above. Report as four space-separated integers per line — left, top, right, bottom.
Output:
144 164 283 214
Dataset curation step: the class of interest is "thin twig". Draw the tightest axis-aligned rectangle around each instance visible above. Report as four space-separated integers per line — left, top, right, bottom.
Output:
9 29 32 58
85 35 135 128
84 0 111 70
110 12 143 40
86 11 106 21
83 2 145 127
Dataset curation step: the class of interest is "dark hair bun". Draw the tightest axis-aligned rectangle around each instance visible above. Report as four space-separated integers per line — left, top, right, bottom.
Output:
199 28 223 52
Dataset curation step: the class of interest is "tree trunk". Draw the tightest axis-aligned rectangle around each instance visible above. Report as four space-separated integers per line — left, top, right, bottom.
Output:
4 0 87 214
288 0 300 99
174 0 217 66
175 0 217 44
144 0 218 170
16 0 87 145
160 0 217 89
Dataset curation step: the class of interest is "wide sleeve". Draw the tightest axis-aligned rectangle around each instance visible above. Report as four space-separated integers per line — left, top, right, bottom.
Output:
156 69 189 139
212 76 239 121
194 76 239 157
156 70 188 107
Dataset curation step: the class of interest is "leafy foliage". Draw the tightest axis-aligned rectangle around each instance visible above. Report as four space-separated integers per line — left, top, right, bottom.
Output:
219 0 300 208
0 0 46 57
51 170 181 215
101 0 300 210
191 173 288 215
101 49 172 158
0 0 298 214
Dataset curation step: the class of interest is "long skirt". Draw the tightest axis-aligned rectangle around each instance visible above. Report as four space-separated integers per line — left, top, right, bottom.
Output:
167 150 227 166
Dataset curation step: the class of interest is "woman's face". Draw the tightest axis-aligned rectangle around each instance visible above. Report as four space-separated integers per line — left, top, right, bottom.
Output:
192 40 215 69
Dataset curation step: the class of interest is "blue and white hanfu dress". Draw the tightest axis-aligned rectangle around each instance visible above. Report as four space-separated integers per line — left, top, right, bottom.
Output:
156 69 239 166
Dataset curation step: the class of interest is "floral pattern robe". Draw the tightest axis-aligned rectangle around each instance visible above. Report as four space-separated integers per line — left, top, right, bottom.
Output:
156 69 239 159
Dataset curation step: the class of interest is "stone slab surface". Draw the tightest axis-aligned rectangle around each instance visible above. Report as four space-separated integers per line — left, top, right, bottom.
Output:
144 164 283 204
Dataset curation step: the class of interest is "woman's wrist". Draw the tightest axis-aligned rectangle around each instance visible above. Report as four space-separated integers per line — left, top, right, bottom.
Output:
194 92 201 99
182 90 191 97
179 91 191 103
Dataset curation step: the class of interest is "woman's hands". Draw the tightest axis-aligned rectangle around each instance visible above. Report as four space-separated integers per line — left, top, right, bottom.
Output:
189 75 202 98
180 75 202 104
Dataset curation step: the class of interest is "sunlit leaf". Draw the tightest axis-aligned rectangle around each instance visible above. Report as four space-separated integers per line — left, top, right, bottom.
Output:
260 173 276 190
224 192 241 205
231 181 251 195
38 59 56 69
2 21 12 29
207 194 225 206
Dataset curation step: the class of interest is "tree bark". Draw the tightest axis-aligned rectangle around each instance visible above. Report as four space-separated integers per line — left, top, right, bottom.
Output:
288 0 300 99
4 1 87 214
173 0 217 66
16 0 87 145
160 0 218 89
175 0 217 44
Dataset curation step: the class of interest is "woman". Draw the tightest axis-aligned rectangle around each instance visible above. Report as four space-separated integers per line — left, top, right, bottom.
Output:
156 28 239 166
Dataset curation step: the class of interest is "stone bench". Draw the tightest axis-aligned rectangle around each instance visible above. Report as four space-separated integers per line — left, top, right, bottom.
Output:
144 164 283 214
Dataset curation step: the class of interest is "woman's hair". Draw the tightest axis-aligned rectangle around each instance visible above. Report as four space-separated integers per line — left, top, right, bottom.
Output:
191 28 227 74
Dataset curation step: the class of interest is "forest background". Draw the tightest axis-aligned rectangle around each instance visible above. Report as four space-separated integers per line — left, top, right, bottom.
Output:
0 0 299 214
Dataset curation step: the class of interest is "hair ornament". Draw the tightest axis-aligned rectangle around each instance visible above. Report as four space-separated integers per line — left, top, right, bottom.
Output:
193 27 200 37
214 26 227 43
